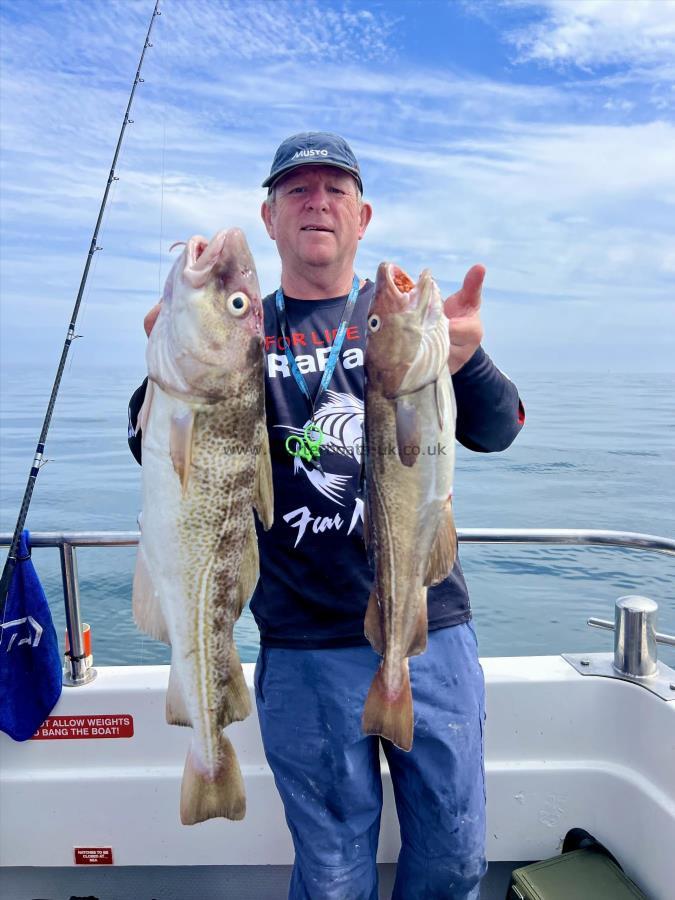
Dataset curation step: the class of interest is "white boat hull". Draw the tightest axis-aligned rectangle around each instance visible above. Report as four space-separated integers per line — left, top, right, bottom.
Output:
1 656 673 898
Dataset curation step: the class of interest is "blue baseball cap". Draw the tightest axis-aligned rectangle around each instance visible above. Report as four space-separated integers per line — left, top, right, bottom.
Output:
262 132 363 194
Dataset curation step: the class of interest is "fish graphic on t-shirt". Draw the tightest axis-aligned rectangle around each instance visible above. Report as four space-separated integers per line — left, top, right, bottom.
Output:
275 391 363 506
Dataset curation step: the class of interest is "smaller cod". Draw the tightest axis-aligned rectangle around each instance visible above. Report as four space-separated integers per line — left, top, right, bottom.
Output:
362 263 457 752
133 228 273 824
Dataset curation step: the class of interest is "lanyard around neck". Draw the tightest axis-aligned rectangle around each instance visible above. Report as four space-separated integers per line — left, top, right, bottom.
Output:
275 274 360 420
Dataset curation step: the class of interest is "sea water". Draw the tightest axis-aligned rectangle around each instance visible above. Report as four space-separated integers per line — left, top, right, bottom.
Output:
1 365 673 666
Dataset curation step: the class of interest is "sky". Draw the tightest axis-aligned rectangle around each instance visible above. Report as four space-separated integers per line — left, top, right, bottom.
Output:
1 0 674 374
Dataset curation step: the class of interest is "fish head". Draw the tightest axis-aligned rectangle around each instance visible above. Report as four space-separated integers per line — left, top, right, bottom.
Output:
365 262 445 398
147 228 264 402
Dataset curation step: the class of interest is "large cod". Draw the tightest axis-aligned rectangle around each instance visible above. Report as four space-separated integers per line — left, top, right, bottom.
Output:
362 263 457 752
133 228 273 824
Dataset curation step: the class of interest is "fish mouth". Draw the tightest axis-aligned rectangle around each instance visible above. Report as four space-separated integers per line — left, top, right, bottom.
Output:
191 232 226 269
182 232 225 288
373 263 437 323
385 263 415 296
178 228 264 338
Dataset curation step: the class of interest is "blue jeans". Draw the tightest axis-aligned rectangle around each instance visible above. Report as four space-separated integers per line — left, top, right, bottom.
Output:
255 622 487 899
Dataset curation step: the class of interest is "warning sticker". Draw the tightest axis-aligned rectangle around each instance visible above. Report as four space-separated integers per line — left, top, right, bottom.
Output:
32 715 134 740
75 847 114 865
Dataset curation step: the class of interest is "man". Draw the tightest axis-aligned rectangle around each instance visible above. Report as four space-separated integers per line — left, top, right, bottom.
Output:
131 132 524 899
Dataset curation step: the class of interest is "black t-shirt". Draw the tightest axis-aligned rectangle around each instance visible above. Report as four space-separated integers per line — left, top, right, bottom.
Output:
128 279 525 650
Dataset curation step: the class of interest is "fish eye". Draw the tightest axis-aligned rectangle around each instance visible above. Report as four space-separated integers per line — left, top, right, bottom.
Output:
226 291 250 317
368 314 381 333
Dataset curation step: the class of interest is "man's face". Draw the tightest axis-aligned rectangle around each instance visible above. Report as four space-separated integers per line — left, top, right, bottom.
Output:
261 165 372 274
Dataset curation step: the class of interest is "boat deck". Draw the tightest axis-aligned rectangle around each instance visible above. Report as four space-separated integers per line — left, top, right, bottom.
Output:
1 861 529 899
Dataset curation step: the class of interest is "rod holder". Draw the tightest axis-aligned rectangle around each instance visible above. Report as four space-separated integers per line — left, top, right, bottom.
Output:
60 542 96 686
614 596 658 677
588 595 666 678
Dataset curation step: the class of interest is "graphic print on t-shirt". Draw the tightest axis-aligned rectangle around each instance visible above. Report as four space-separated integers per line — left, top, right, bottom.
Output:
274 390 363 506
260 289 371 551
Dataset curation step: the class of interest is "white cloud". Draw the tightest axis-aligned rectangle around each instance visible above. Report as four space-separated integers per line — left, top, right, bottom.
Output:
0 0 399 74
503 0 675 69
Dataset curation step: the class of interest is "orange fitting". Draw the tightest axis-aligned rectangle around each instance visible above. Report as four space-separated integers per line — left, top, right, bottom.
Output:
65 623 92 658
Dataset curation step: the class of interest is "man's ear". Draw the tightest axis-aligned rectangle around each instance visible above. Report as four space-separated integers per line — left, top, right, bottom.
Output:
261 201 275 239
358 202 373 240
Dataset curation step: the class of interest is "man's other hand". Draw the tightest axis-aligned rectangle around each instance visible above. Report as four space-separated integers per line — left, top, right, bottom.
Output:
144 301 162 337
443 264 485 375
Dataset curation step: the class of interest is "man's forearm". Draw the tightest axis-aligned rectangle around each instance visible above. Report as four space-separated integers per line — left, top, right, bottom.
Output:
452 346 524 452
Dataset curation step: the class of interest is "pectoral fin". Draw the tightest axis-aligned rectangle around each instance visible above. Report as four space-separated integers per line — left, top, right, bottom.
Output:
395 399 420 468
424 497 457 586
170 410 195 495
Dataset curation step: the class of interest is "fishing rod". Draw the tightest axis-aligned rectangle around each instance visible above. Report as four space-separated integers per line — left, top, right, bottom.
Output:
0 0 162 618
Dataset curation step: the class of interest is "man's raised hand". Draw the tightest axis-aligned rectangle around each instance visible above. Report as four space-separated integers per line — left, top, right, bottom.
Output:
443 264 485 375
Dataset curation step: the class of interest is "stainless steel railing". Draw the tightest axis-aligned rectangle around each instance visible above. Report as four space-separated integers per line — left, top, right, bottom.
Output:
2 529 674 685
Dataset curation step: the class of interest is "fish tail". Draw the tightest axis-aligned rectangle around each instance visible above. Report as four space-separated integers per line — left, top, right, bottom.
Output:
362 659 413 752
180 734 246 825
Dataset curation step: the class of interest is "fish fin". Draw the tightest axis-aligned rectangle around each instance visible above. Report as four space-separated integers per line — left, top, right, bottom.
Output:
364 590 385 654
234 521 259 616
170 410 195 495
362 661 413 752
218 645 251 728
132 542 170 644
137 378 155 437
356 444 367 504
362 498 370 552
424 498 457 586
180 734 246 824
166 662 191 727
395 399 420 468
253 427 274 530
406 591 428 657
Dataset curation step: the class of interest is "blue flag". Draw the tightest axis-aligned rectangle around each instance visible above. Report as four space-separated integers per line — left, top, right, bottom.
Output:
0 530 62 741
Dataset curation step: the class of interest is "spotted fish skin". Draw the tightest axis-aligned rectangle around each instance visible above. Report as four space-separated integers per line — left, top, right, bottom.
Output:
133 229 273 824
362 263 457 752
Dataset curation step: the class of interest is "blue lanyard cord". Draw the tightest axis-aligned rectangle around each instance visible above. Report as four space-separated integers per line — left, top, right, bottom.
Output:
275 274 360 418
